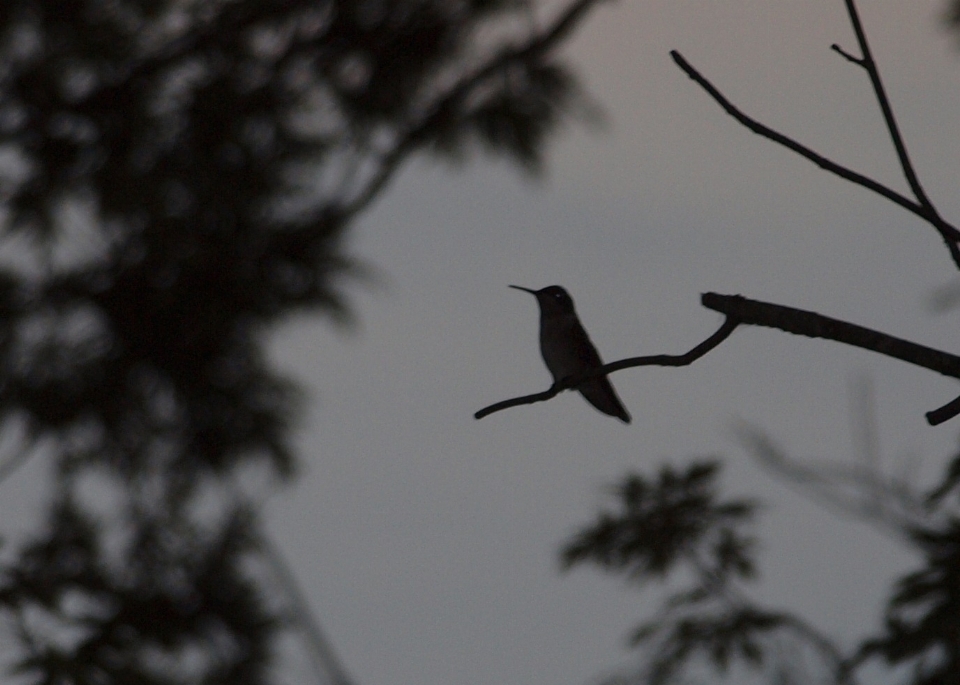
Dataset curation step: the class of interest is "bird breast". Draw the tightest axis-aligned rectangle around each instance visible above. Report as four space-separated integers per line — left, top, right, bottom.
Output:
539 314 597 382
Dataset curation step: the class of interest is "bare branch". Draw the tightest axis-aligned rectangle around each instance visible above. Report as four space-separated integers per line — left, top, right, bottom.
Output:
702 293 960 378
474 316 738 420
669 48 960 269
839 0 934 215
702 293 960 425
669 51 916 219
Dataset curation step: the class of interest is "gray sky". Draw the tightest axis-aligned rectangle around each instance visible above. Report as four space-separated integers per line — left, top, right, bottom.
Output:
262 3 960 684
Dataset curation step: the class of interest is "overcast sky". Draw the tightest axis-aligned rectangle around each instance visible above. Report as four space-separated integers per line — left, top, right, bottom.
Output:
209 3 960 684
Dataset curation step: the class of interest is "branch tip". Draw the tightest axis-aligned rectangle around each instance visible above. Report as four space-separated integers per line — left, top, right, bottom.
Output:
926 394 960 426
830 43 864 66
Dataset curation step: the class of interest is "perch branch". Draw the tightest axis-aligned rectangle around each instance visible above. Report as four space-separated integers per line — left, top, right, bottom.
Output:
473 316 738 420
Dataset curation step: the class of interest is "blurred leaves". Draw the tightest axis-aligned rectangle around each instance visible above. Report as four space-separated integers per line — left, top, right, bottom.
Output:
859 449 960 684
561 461 788 683
0 497 276 685
570 442 960 684
865 522 960 684
561 461 757 582
0 0 606 682
0 0 598 480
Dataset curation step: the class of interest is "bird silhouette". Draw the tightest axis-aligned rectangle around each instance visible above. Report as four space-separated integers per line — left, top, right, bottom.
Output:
510 285 630 423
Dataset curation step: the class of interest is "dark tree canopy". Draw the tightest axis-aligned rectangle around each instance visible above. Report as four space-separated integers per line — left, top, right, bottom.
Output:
0 1 604 682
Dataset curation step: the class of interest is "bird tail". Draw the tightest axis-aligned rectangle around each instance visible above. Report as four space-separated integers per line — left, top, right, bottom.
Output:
578 379 631 423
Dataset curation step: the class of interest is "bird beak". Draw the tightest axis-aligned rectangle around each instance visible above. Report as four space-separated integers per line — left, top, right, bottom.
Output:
508 285 537 295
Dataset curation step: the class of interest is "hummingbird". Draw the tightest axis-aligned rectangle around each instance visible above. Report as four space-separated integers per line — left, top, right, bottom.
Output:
510 285 631 423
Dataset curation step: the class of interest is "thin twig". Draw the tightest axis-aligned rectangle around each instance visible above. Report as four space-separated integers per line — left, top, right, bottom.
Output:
474 316 738 419
737 424 928 539
830 43 863 66
669 51 918 221
840 0 930 213
839 0 960 267
259 534 356 685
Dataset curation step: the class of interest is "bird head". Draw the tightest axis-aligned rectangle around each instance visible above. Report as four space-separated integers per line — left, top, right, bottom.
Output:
509 284 576 316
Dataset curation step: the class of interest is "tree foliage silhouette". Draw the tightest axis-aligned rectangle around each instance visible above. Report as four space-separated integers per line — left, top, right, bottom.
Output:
0 0 606 682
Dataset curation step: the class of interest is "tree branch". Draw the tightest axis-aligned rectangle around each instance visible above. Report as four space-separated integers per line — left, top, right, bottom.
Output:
669 46 960 269
473 316 738 420
926 394 960 426
668 50 917 220
702 293 960 378
838 0 931 214
702 293 960 425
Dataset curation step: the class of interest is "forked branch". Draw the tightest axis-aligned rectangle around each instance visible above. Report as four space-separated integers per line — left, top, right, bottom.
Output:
670 0 960 268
